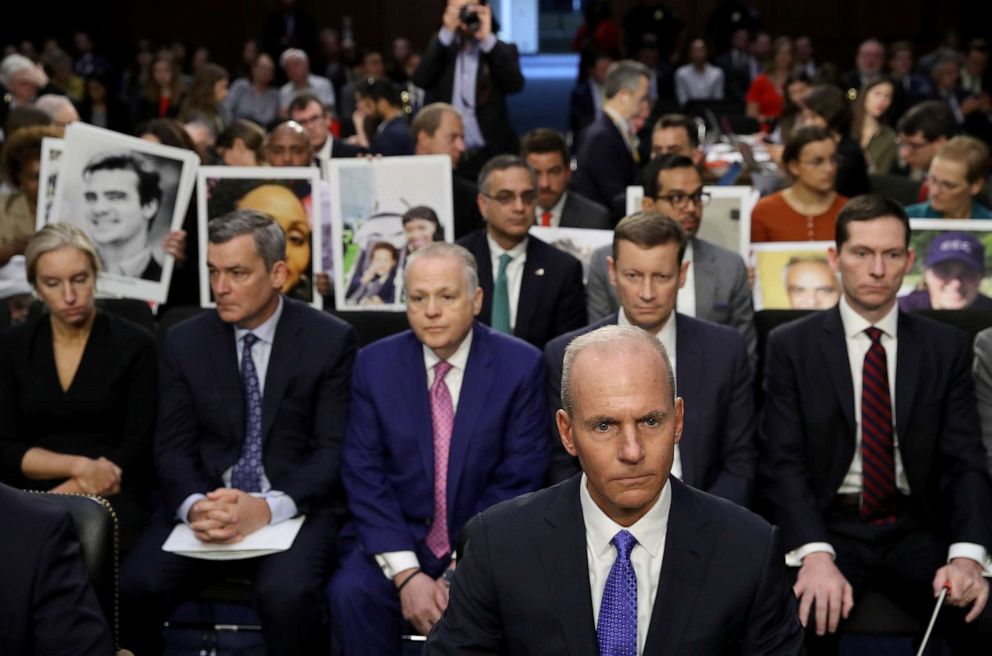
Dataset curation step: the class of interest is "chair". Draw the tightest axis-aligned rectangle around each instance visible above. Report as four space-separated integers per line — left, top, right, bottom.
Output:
868 174 922 206
330 309 410 347
97 298 155 335
157 305 205 348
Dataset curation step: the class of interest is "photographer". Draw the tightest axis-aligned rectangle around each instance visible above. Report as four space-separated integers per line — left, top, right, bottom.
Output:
412 0 524 180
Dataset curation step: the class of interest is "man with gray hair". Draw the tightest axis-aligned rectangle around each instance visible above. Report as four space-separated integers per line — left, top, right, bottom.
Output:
34 94 79 128
278 48 335 114
571 60 652 213
0 54 57 130
426 324 803 654
329 241 549 654
121 209 357 655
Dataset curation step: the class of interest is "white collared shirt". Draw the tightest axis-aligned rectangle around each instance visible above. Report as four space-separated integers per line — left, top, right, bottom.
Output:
375 330 475 579
582 473 671 656
617 310 682 480
315 137 333 177
538 191 568 228
787 296 987 569
674 63 725 106
675 241 696 317
486 234 528 331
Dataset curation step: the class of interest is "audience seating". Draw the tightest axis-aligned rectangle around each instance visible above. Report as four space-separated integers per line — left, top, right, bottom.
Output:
330 309 410 346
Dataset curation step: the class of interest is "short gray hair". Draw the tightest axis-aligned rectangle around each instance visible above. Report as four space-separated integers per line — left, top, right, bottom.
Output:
34 94 75 120
603 60 651 100
280 48 309 67
0 54 35 86
404 242 479 292
208 209 286 271
25 222 102 285
476 154 537 195
561 325 675 416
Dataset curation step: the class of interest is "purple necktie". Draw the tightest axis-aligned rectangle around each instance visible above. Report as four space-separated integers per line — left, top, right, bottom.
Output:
598 529 638 656
231 333 263 493
861 327 897 523
425 361 454 558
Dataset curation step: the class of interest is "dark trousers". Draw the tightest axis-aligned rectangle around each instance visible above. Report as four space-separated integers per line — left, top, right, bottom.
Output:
799 504 992 655
119 509 338 656
327 533 451 655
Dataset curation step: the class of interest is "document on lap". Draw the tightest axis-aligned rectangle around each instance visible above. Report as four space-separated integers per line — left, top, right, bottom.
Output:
161 516 306 560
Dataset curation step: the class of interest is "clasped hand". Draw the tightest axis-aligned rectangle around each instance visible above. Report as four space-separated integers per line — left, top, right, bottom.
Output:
188 488 271 544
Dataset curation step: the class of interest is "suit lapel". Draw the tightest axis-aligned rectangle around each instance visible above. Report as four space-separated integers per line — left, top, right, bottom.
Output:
673 315 701 487
690 239 717 322
469 232 495 323
403 333 436 487
819 308 856 434
261 301 302 441
514 239 544 340
536 476 599 655
207 314 244 441
446 326 494 506
643 478 713 655
894 312 919 440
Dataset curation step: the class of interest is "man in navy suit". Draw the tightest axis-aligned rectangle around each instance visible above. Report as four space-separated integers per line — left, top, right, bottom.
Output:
120 210 357 655
425 325 802 654
328 242 548 654
570 60 651 214
545 212 756 505
0 483 114 654
288 94 365 176
355 76 414 156
458 154 586 349
761 195 992 653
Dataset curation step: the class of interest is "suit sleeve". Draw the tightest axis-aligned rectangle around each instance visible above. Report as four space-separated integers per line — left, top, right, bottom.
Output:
33 512 115 655
585 247 616 322
482 41 524 95
475 354 550 514
742 526 804 655
706 334 758 507
105 330 157 479
725 253 757 371
425 514 502 655
973 330 992 477
552 257 587 340
412 35 451 92
0 337 28 483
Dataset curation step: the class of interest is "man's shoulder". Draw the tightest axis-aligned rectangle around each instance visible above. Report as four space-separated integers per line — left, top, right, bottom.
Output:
693 237 745 268
678 312 744 346
527 235 582 270
456 228 488 253
477 322 544 362
472 476 576 535
563 191 611 223
545 316 616 361
674 479 773 539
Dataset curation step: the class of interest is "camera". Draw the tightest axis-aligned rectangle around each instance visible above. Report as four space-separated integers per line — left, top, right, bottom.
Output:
458 1 486 33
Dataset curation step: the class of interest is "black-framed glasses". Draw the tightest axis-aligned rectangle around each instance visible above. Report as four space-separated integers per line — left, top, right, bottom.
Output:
482 190 538 206
895 137 932 153
656 191 711 207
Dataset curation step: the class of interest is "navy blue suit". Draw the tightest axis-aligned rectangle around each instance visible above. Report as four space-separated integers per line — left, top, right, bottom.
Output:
570 112 639 211
458 229 587 350
329 323 549 653
121 297 357 656
0 484 114 655
544 313 757 506
370 116 414 156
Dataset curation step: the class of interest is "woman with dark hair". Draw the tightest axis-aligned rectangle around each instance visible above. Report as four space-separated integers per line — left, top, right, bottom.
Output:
851 77 897 174
216 119 266 166
0 125 63 267
798 83 870 197
751 125 847 242
135 50 186 124
180 62 231 135
78 69 131 133
402 205 444 253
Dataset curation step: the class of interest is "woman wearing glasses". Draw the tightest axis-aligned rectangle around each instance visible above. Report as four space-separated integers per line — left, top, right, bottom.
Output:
905 136 992 219
751 126 847 242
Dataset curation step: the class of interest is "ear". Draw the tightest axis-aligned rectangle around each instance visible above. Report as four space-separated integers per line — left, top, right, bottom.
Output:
641 196 656 211
142 198 161 221
904 246 916 274
607 255 618 288
270 260 289 290
827 246 840 274
673 397 684 445
969 177 985 200
476 193 488 218
556 409 579 457
677 259 689 289
471 284 483 316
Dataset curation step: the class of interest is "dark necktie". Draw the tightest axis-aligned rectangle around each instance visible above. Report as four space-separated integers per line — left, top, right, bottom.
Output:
597 529 638 656
861 327 897 523
231 333 264 493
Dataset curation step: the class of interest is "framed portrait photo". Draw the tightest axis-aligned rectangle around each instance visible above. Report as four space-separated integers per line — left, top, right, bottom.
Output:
751 241 837 311
900 219 992 312
35 137 64 228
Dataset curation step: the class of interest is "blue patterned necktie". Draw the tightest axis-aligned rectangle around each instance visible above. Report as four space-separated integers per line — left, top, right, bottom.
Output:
231 333 263 493
598 529 638 656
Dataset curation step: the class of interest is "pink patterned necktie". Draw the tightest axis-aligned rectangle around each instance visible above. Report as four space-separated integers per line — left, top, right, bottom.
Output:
425 360 455 558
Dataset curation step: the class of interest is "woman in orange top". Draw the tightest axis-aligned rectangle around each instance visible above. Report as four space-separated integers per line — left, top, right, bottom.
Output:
746 37 794 126
751 126 848 242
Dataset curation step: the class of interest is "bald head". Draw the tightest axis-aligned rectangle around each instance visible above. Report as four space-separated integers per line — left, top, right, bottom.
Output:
34 94 79 127
265 121 312 167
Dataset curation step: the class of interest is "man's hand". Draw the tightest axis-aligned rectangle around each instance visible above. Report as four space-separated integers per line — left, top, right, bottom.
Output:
442 0 468 32
71 456 122 497
395 569 445 635
189 488 271 544
474 3 493 42
434 563 456 610
793 552 854 635
934 558 990 623
162 230 187 262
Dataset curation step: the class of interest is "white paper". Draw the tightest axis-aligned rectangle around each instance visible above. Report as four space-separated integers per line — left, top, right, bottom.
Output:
161 516 305 560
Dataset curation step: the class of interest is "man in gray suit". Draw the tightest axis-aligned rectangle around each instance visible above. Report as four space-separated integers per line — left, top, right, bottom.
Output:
972 327 992 477
522 128 612 231
586 154 756 363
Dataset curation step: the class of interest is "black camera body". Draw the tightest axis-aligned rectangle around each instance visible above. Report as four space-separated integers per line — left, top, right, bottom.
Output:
459 1 486 33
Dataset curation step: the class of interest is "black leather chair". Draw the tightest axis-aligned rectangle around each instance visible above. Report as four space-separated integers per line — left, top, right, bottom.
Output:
868 174 922 207
330 309 410 347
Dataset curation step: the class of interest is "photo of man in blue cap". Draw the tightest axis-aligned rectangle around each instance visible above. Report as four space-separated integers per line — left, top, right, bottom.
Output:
899 231 992 310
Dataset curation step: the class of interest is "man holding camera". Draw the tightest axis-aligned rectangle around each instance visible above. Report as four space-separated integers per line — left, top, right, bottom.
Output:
412 0 525 181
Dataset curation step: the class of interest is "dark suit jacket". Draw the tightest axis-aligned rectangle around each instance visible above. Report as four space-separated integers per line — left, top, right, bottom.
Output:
544 313 757 505
570 113 639 210
425 475 803 655
342 323 548 554
715 51 753 101
458 230 587 349
155 297 357 517
330 138 366 158
559 191 612 230
370 116 414 156
760 307 992 552
413 34 525 156
568 80 597 148
0 483 114 655
452 174 484 240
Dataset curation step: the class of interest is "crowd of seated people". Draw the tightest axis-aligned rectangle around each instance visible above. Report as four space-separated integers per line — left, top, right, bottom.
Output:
1 5 992 655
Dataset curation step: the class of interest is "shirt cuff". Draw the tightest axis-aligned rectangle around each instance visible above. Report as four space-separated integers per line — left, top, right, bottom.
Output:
438 27 455 47
375 551 420 581
948 543 992 576
178 493 206 524
478 34 497 53
785 542 836 567
258 490 297 525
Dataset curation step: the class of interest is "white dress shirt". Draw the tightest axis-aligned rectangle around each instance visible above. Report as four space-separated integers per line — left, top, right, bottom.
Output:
178 297 298 526
438 27 497 149
787 297 987 568
674 64 725 106
538 191 568 228
375 330 475 579
675 241 696 317
486 234 528 331
582 473 671 656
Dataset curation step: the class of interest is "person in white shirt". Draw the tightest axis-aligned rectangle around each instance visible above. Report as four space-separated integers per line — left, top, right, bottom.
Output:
674 38 725 106
277 48 335 115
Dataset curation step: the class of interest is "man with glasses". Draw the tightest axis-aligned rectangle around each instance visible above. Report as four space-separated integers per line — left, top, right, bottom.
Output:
458 155 586 349
288 93 364 176
586 154 756 364
895 101 956 202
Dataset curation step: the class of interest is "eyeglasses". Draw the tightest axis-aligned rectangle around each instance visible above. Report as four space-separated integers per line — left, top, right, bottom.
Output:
924 173 968 193
482 190 538 206
896 137 932 153
294 114 327 127
799 156 841 168
655 191 711 208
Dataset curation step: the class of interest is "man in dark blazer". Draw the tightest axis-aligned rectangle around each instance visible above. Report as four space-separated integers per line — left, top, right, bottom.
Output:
288 95 365 176
356 77 414 156
426 325 802 654
0 483 114 655
761 195 992 653
458 155 586 350
412 0 524 180
545 212 756 505
120 210 357 656
329 242 548 654
522 127 611 230
571 60 651 214
586 155 756 364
